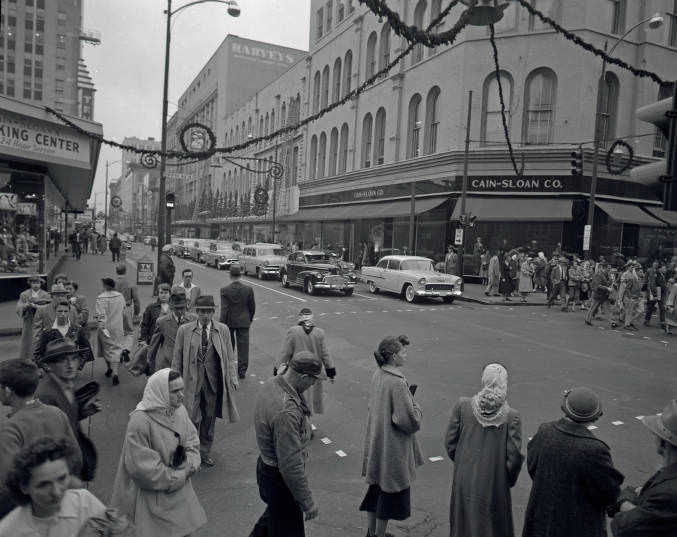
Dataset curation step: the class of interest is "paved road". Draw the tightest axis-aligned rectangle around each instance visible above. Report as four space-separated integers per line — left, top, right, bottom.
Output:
4 244 676 536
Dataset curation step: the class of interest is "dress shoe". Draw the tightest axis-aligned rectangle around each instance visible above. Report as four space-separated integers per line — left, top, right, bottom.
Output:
643 320 650 327
625 326 638 331
238 372 246 380
201 455 215 467
585 320 592 326
112 374 119 386
105 367 113 377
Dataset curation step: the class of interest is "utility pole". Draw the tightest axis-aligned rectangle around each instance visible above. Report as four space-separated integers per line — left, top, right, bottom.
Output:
458 90 472 278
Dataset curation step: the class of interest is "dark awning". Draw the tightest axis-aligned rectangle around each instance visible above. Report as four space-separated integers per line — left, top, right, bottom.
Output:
281 197 447 222
643 206 677 227
596 201 666 227
450 197 572 222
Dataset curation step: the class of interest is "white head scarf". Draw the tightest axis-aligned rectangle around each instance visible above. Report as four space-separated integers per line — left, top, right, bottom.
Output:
136 368 171 413
471 363 510 428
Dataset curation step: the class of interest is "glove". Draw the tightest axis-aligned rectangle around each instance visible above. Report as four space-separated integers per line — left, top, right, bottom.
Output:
325 367 336 380
273 367 278 376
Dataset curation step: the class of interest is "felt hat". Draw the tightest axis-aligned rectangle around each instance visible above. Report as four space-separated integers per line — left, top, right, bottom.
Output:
194 295 216 310
169 291 187 307
230 264 242 276
40 339 80 364
288 351 327 380
50 283 68 294
561 387 603 423
27 274 45 284
642 400 677 447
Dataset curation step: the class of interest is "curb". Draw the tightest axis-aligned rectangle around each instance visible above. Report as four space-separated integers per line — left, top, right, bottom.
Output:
456 296 548 307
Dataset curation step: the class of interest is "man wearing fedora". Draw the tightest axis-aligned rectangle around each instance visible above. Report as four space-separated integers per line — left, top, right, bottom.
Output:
610 400 677 536
15 274 50 360
172 295 239 467
35 339 101 482
32 283 79 361
145 290 192 374
220 264 256 379
522 387 624 537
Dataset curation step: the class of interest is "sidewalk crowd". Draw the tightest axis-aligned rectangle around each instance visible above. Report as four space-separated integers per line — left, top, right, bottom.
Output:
0 241 675 537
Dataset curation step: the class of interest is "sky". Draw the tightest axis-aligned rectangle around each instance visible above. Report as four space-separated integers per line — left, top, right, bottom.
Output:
82 0 311 212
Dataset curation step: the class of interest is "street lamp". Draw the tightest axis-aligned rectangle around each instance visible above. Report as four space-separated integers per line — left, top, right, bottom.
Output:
585 13 664 256
156 0 240 274
104 159 125 239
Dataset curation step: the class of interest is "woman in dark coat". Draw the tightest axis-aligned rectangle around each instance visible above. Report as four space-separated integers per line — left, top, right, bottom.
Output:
445 364 523 537
499 256 514 302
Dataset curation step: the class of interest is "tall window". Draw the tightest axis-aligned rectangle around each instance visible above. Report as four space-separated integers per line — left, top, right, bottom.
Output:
329 128 339 175
361 113 373 167
326 0 333 31
271 109 276 134
313 70 321 113
598 72 619 147
332 58 342 103
291 146 299 185
343 51 353 98
317 7 324 40
610 0 626 34
406 94 423 158
321 65 330 108
281 103 286 127
339 123 349 173
529 0 560 31
429 0 441 56
373 108 386 165
365 32 378 78
338 1 345 22
309 135 318 180
424 86 440 154
265 113 270 136
523 68 557 145
379 24 391 71
481 71 513 145
317 132 327 178
669 0 677 47
412 1 427 65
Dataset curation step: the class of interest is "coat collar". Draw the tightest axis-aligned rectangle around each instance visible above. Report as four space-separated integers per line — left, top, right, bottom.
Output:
553 417 610 448
645 462 677 489
274 375 310 416
381 364 405 379
191 319 221 333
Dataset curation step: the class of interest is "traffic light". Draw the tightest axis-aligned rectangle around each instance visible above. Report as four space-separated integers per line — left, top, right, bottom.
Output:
165 192 175 209
571 148 583 176
467 213 477 227
458 213 476 227
459 214 467 226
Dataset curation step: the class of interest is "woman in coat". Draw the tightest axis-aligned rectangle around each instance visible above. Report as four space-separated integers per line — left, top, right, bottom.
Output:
95 278 128 386
111 368 206 537
15 274 51 359
518 256 534 302
445 364 523 537
360 335 424 537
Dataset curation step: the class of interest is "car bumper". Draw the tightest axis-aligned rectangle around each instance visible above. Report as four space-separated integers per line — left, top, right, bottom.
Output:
217 260 238 269
314 281 356 290
261 268 281 276
415 288 463 297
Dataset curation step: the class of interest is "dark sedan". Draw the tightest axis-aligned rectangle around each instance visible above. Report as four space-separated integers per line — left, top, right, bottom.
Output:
280 250 356 296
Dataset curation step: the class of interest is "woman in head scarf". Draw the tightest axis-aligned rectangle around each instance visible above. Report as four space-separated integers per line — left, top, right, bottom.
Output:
111 368 206 537
445 364 523 537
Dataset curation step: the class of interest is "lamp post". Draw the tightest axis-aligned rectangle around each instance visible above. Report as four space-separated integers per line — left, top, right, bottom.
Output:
104 159 124 239
156 0 240 273
586 13 664 256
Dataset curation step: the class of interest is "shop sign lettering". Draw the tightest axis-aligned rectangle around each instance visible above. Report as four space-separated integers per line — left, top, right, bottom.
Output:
232 43 297 65
470 177 565 191
353 188 385 200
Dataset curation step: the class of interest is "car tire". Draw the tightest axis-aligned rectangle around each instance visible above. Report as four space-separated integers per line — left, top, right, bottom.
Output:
243 264 248 276
257 268 264 280
404 284 417 303
343 288 354 296
281 272 290 288
443 296 454 304
305 279 317 295
368 281 379 294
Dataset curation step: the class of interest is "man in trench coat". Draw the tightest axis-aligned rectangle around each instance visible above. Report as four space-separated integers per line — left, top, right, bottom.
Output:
172 295 239 467
219 264 255 379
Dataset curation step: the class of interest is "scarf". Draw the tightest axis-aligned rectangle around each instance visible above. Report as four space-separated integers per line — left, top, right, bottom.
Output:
299 319 314 335
135 368 176 420
471 363 510 428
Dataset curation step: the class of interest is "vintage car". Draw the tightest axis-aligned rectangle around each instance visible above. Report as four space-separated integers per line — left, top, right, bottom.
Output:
281 250 356 296
361 255 463 303
170 238 191 258
202 242 241 270
239 243 288 279
187 239 212 263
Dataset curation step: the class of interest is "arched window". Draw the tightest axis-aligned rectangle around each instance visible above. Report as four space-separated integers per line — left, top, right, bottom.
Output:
332 58 342 103
412 0 427 65
259 117 263 136
406 93 423 158
424 86 440 154
610 0 627 34
265 113 270 136
481 71 513 145
429 0 441 56
281 103 287 127
366 32 378 78
361 113 373 168
241 121 246 142
309 135 318 180
317 132 327 178
343 50 353 96
235 126 239 145
373 107 386 165
599 71 619 147
247 117 252 138
379 24 391 71
321 65 330 108
271 109 275 133
523 68 557 145
328 128 339 176
338 123 349 173
313 70 321 113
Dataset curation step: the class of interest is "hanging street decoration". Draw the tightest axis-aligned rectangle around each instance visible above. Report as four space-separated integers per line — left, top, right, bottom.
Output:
179 122 217 154
110 196 122 209
140 152 159 169
606 139 634 175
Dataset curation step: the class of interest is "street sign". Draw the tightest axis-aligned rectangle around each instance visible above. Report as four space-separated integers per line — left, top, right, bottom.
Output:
583 224 591 251
136 256 154 285
17 202 37 215
110 195 122 209
454 228 464 246
0 193 17 211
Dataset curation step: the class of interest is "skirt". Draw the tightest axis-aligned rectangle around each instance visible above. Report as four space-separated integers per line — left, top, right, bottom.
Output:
359 484 410 521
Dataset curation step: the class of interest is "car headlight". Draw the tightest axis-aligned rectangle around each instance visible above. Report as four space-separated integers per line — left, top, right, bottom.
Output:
418 277 427 286
263 260 269 266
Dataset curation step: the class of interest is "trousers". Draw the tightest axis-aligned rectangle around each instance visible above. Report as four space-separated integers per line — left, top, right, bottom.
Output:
231 327 250 376
645 298 666 324
111 249 120 262
193 375 218 455
249 457 305 537
585 298 607 323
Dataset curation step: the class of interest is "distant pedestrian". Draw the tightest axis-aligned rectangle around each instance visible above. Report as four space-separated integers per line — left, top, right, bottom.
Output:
644 260 667 328
80 230 89 255
111 369 206 537
473 238 484 275
220 264 256 379
173 268 201 311
275 308 336 415
445 245 458 276
446 364 523 537
547 256 568 310
65 280 89 331
115 264 140 355
360 336 423 537
15 274 50 360
533 252 547 291
109 232 122 262
97 232 106 255
609 399 677 536
499 255 514 302
95 277 126 386
485 251 500 296
567 257 583 311
619 261 642 330
521 387 624 537
249 352 324 537
479 250 489 285
585 262 612 325
518 255 534 302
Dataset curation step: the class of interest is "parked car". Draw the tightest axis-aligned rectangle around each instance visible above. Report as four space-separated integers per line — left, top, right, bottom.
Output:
202 242 240 270
161 244 174 255
281 250 356 296
188 240 210 263
171 238 191 258
239 243 287 280
361 255 463 303
143 236 152 245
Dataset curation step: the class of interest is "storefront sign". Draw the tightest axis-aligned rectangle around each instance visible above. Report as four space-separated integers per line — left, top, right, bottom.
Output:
136 257 154 285
469 177 566 191
583 224 591 251
17 202 37 216
454 228 464 246
0 193 18 211
353 188 385 200
231 42 297 66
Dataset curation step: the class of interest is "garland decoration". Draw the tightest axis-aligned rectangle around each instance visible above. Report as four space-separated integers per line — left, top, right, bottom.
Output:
605 139 634 175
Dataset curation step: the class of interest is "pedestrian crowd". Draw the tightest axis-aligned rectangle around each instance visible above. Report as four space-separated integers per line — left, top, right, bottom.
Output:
2 249 676 537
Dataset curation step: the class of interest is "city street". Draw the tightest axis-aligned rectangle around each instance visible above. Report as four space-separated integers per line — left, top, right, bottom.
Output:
57 245 674 537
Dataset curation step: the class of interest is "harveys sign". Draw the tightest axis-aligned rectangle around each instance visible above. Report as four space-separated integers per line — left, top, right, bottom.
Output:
231 43 297 66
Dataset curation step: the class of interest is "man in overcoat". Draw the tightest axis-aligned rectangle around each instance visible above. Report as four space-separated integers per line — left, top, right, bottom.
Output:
145 291 191 373
610 399 677 536
172 295 239 467
522 387 624 537
220 264 256 379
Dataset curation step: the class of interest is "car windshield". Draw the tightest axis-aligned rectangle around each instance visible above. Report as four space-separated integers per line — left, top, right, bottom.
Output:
258 248 284 256
307 254 331 263
401 259 435 272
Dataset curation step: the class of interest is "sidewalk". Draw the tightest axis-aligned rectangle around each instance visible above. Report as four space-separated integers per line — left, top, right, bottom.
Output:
0 250 153 337
457 283 549 306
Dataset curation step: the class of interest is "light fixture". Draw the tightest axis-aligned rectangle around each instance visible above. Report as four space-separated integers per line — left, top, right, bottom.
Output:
459 0 508 26
227 0 240 18
647 13 664 29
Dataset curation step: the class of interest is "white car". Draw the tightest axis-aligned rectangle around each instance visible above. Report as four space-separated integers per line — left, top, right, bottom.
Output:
239 243 287 280
361 255 463 303
202 242 241 270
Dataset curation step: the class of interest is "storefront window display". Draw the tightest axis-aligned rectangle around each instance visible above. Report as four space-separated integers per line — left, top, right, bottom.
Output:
299 222 321 250
414 204 449 262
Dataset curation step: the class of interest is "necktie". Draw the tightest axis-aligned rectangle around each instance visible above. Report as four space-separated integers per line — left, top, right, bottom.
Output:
201 324 208 355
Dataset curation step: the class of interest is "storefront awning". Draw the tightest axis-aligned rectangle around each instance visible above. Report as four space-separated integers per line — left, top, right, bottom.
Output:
596 201 666 227
643 206 677 227
281 197 447 222
450 197 573 222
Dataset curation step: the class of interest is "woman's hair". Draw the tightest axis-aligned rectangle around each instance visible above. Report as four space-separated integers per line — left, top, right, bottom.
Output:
7 437 76 505
373 335 409 367
168 370 181 382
